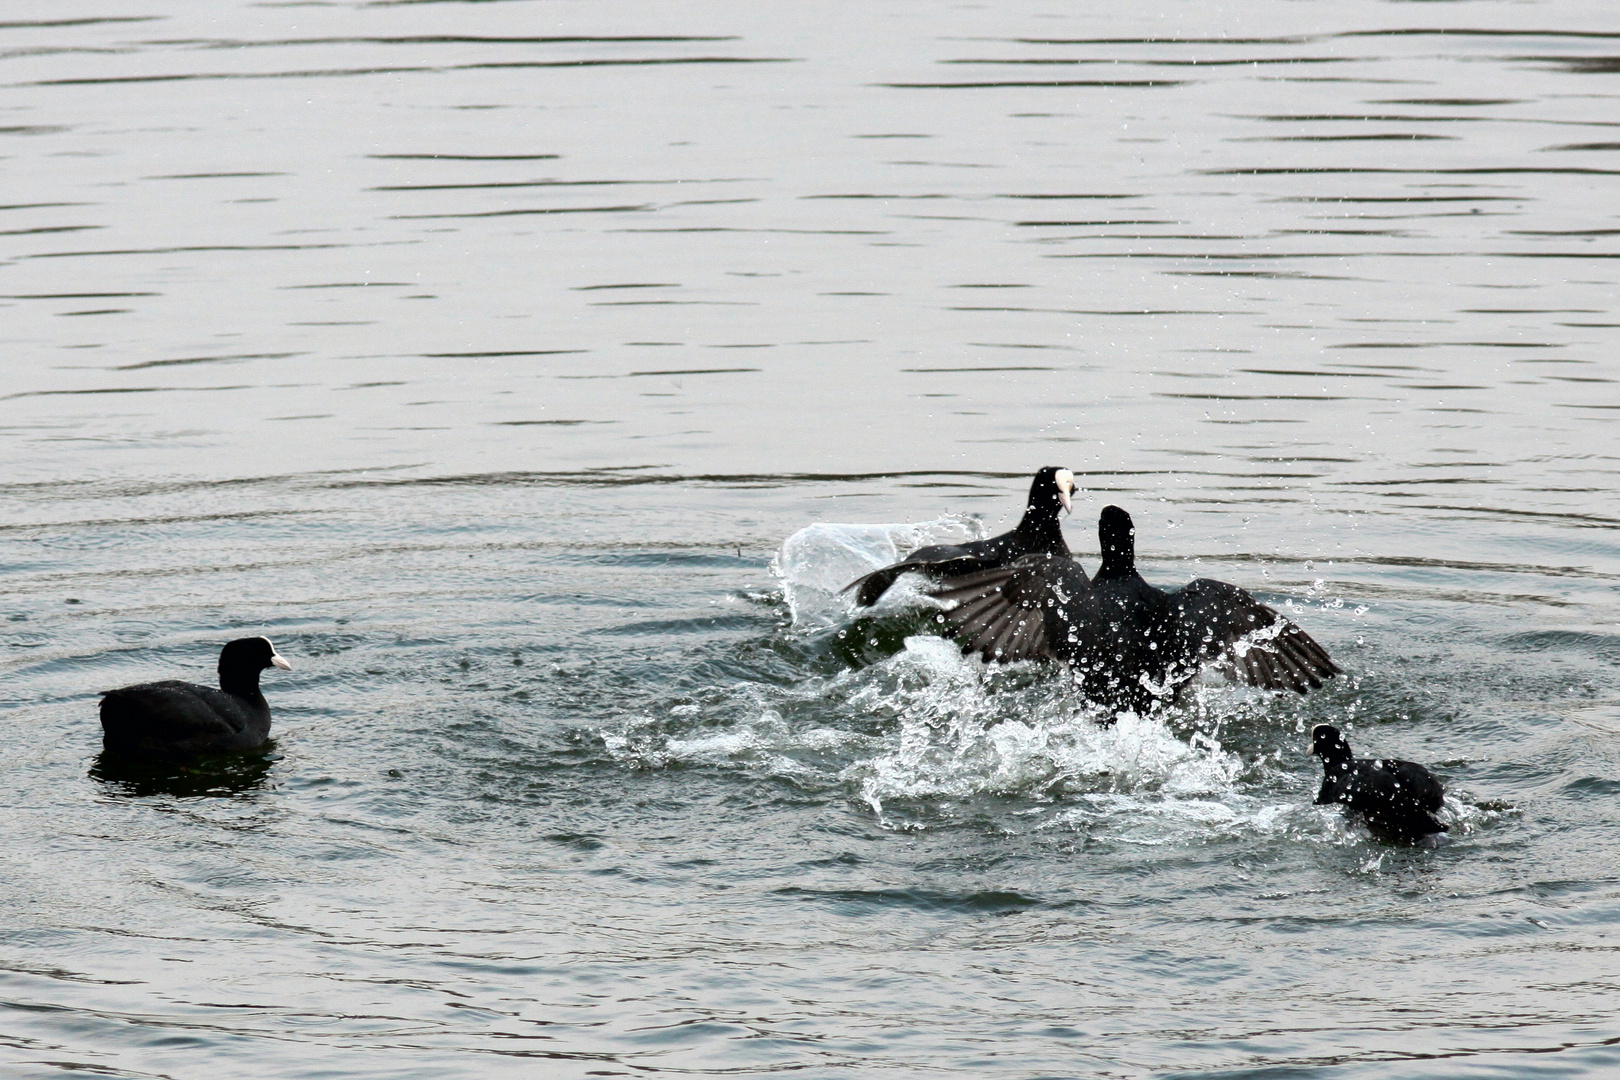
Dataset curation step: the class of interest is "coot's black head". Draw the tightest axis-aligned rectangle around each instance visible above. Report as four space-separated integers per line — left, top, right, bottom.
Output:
1026 466 1075 518
1097 504 1135 576
218 636 293 679
1309 724 1350 762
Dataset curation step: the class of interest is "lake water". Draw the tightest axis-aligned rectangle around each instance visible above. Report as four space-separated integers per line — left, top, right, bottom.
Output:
3 1 1619 1077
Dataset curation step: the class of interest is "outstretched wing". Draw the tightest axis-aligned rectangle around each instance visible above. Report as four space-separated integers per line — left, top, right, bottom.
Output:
1172 578 1341 694
840 542 989 607
929 553 1089 664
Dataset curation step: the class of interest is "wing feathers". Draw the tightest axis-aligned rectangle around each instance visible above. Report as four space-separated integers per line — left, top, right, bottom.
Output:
929 557 1087 664
1174 578 1340 694
844 566 907 608
892 548 1340 704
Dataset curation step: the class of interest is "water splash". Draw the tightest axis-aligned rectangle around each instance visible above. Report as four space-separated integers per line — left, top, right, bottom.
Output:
847 637 1251 819
770 516 985 627
1045 792 1301 847
601 632 1285 841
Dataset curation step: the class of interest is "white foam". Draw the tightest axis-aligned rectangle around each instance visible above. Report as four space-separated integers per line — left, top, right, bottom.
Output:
602 707 872 775
1046 792 1304 846
600 636 1309 845
838 637 1255 820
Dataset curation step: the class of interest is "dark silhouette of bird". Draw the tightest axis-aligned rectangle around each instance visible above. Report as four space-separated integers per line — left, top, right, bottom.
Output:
99 636 292 758
843 466 1075 608
1310 724 1447 842
929 505 1339 713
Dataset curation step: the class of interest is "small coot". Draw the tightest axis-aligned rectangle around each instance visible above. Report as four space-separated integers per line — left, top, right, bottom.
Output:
99 636 292 758
1310 724 1448 843
843 466 1075 607
930 505 1339 713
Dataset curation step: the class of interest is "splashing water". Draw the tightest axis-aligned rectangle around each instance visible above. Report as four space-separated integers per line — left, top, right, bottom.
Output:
610 523 1390 847
845 637 1250 817
602 630 1281 842
770 517 985 627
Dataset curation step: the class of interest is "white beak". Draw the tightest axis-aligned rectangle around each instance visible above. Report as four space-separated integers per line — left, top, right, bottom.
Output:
1055 469 1074 515
271 654 293 671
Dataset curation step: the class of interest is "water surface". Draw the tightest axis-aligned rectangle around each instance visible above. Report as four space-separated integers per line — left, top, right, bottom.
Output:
3 1 1619 1077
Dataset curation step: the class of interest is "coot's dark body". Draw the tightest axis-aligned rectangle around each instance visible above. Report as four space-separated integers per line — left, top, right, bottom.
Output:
1310 724 1447 843
99 636 292 758
932 506 1339 714
844 466 1075 607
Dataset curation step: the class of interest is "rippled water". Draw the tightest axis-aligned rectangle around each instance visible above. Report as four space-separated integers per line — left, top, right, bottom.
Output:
3 2 1620 1077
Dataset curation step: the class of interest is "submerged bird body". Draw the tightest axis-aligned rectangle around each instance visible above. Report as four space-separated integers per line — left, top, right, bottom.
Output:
843 466 1075 607
931 505 1340 713
99 636 292 758
1310 724 1447 842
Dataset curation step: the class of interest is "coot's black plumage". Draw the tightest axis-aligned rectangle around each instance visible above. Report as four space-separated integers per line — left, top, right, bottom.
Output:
843 466 1076 607
1310 724 1447 842
930 505 1340 713
99 636 292 758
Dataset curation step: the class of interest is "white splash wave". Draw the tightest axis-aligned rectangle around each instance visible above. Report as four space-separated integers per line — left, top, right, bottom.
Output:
770 516 986 627
839 637 1253 817
601 633 1334 845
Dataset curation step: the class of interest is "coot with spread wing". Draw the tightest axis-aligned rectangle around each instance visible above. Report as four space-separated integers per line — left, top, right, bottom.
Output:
931 505 1339 713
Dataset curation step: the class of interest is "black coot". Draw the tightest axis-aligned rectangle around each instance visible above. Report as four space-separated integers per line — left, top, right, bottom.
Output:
843 466 1075 607
1310 724 1448 843
99 636 292 758
930 505 1339 713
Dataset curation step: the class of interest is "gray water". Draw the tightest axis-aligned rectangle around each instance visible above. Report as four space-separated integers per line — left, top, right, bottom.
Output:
3 1 1619 1077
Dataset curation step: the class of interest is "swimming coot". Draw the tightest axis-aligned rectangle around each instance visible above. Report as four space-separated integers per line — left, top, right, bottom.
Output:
99 636 292 758
1310 724 1447 843
843 466 1075 607
930 505 1339 713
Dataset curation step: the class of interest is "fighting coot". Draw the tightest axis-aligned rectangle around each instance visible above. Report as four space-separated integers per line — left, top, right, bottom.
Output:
99 636 292 758
1310 724 1447 842
844 466 1075 607
931 505 1339 713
